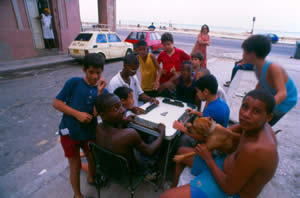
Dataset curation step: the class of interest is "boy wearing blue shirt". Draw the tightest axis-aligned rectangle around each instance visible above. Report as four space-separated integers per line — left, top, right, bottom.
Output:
174 74 230 147
53 53 107 198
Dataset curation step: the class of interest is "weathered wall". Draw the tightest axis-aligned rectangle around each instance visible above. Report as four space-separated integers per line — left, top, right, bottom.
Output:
0 1 38 60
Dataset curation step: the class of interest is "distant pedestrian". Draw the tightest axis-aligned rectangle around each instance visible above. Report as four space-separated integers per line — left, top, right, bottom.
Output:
242 35 298 126
148 22 156 30
36 8 55 49
53 53 107 198
192 24 210 68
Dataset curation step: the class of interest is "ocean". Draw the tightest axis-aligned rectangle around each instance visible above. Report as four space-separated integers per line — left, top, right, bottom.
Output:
119 20 300 38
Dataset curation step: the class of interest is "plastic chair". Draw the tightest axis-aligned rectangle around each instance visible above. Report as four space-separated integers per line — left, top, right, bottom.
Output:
88 142 152 198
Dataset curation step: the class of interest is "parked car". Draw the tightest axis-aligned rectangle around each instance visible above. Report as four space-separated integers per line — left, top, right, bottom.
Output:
265 33 279 44
68 30 133 61
125 30 163 53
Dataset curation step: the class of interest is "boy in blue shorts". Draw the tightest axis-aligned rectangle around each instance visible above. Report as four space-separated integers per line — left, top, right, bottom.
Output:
53 53 107 198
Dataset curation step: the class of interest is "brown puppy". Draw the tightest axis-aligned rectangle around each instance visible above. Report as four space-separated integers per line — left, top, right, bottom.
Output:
174 117 240 162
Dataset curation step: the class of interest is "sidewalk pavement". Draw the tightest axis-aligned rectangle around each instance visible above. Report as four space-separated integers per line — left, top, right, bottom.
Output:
0 54 74 75
0 46 299 198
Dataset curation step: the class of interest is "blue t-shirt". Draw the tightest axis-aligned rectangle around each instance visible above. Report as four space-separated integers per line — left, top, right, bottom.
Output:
56 77 108 141
203 97 230 127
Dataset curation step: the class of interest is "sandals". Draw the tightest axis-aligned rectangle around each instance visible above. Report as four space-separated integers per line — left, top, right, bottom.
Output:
223 81 231 87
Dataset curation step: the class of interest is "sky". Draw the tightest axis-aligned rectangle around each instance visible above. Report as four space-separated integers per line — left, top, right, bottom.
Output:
79 0 300 34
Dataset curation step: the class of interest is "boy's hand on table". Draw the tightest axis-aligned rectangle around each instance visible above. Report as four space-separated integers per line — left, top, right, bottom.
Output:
131 106 145 115
76 112 93 123
124 115 136 123
186 108 202 117
173 120 185 132
150 97 159 105
156 123 166 136
97 77 107 95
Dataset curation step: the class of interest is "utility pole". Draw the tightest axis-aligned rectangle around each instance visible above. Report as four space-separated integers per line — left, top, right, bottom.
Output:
251 17 256 34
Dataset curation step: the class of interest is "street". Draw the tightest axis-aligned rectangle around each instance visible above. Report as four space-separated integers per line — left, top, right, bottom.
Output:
0 34 299 197
117 29 296 57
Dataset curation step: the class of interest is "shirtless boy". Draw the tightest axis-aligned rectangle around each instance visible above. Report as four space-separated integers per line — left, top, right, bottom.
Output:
94 93 165 170
161 89 278 198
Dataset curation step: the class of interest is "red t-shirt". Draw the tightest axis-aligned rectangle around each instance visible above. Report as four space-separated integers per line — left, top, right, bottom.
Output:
157 47 190 83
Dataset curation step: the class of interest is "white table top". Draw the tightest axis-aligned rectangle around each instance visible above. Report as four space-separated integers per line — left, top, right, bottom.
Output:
135 97 194 139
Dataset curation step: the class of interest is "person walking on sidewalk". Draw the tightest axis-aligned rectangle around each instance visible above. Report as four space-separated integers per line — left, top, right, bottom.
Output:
192 24 210 68
242 35 298 126
53 53 107 198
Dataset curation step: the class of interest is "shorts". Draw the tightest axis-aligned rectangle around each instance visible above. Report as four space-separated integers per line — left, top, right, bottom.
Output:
190 154 240 198
60 135 95 158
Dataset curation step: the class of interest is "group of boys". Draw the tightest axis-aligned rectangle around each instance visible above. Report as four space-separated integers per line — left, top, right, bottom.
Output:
53 33 296 198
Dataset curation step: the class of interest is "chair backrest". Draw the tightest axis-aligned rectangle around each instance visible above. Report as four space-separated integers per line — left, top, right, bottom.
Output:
88 142 131 182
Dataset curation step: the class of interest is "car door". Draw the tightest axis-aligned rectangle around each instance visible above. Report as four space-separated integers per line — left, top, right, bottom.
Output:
90 33 110 58
150 32 159 51
107 33 124 58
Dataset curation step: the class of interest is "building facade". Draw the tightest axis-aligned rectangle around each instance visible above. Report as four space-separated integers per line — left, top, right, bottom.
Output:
0 0 116 61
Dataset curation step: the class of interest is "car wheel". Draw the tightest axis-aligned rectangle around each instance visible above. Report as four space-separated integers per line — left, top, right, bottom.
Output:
148 47 153 54
125 49 133 56
98 53 106 62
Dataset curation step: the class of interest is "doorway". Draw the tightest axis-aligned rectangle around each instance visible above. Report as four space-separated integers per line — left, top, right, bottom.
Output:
24 0 59 49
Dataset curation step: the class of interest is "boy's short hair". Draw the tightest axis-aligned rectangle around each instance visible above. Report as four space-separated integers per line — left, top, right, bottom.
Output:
136 40 148 47
95 93 119 113
244 89 275 114
191 52 204 61
195 74 218 94
114 86 133 100
242 35 271 59
198 67 210 75
161 32 174 43
83 53 104 70
124 53 139 66
181 60 193 71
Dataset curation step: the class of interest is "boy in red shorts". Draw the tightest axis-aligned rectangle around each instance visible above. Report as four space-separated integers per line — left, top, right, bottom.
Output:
53 53 107 198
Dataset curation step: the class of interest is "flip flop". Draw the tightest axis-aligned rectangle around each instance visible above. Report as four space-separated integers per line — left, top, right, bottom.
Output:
87 178 96 187
74 196 94 198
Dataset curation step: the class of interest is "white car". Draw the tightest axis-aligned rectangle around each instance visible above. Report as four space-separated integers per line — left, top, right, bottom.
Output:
68 30 133 61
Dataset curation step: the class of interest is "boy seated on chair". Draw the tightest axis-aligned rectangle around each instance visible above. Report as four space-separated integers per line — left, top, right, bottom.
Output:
160 89 278 198
94 93 165 172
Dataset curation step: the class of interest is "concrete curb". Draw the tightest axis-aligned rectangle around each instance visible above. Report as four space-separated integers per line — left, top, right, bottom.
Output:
0 57 75 75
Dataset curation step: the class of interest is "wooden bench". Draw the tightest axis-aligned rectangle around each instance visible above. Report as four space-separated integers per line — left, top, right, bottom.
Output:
227 70 257 123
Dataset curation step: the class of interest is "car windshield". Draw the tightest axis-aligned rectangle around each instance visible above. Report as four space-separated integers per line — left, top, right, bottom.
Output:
74 33 93 41
128 32 147 40
107 33 121 42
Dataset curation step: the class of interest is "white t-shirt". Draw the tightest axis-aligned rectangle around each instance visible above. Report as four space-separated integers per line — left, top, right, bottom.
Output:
107 72 144 106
